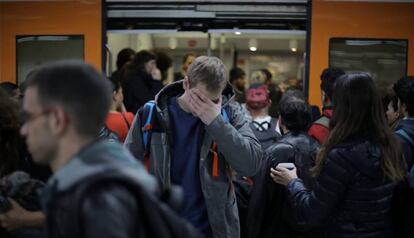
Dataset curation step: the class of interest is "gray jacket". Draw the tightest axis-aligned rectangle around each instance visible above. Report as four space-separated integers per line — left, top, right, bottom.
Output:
125 81 263 238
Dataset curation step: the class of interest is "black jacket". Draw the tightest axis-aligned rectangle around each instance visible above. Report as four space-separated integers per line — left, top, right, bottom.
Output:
286 137 396 238
39 140 200 238
122 69 163 113
246 132 320 238
395 118 414 169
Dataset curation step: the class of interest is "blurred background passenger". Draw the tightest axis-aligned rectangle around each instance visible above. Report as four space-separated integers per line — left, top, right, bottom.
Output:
154 51 173 84
271 73 405 238
391 76 414 238
383 93 402 130
106 77 134 143
393 76 414 169
0 88 21 177
247 96 319 238
174 52 195 82
245 83 280 149
308 67 345 145
111 48 135 83
122 50 163 113
261 68 281 118
0 88 45 238
229 67 247 104
0 82 22 102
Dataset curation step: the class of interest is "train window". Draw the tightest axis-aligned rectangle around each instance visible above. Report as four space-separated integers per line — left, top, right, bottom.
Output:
16 35 84 85
329 38 407 95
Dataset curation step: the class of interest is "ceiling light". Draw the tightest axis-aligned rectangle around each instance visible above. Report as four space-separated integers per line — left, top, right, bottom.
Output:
249 39 258 52
289 39 298 52
210 38 217 50
169 38 177 49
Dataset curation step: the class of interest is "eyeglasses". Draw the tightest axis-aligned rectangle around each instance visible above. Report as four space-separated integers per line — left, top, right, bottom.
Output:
20 109 51 125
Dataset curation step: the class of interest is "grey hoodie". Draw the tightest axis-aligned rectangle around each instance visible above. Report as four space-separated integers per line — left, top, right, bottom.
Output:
125 81 263 238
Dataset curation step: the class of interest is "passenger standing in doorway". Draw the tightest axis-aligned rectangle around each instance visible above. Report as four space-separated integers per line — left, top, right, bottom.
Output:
229 67 246 104
122 50 163 113
125 56 263 238
174 52 196 82
111 48 135 84
105 77 134 143
272 73 405 238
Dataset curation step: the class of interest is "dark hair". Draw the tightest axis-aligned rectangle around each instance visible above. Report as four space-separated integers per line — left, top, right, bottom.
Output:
314 73 405 181
154 51 172 81
187 56 227 93
393 76 414 116
182 52 196 64
110 76 121 93
130 50 156 72
116 48 135 70
0 88 21 176
280 88 305 102
0 82 18 97
279 97 311 132
25 60 112 138
383 93 398 113
229 67 245 83
320 67 345 100
260 68 272 82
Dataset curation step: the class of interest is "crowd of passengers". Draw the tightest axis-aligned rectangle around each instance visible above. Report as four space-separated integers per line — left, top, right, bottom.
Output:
0 49 413 238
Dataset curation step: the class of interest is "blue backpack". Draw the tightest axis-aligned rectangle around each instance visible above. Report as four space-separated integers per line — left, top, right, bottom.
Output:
140 100 229 178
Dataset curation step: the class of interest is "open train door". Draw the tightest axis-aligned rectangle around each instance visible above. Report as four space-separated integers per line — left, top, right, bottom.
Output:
104 0 311 96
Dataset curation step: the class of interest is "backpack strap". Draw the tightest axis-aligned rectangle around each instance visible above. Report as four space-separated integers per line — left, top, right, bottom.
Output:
142 101 230 178
141 100 156 171
121 113 131 130
211 107 230 178
313 116 330 129
270 117 278 130
252 120 271 132
397 129 414 179
396 129 414 148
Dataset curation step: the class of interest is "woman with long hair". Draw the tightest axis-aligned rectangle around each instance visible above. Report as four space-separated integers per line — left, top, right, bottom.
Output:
122 50 163 113
105 77 134 143
271 73 406 237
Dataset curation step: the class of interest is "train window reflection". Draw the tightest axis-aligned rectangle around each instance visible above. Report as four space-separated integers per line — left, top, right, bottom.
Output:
16 35 84 85
329 38 407 95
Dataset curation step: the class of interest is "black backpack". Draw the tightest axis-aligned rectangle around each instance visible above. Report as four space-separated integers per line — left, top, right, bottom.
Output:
71 173 204 238
250 117 281 150
282 138 319 233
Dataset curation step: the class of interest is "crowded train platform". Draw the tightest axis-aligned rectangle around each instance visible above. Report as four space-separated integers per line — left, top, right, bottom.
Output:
0 0 414 237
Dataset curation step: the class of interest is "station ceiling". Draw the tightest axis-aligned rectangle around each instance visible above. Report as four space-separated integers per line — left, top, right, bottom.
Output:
106 0 308 31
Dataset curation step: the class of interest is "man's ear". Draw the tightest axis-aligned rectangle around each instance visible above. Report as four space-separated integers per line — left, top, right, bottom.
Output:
183 76 190 91
321 91 330 104
49 107 69 136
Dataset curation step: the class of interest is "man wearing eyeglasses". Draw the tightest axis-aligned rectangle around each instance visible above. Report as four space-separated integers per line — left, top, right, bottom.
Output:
18 61 159 238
